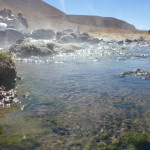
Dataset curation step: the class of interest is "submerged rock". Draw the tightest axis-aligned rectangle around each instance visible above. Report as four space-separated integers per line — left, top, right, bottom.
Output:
119 69 150 80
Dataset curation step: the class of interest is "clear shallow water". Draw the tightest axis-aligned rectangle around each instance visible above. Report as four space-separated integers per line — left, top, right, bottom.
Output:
1 44 150 149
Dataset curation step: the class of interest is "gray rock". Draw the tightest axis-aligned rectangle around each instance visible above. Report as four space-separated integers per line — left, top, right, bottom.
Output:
6 28 26 44
55 43 84 53
117 40 124 45
88 38 100 44
79 32 90 42
56 31 66 40
0 52 16 89
10 39 55 57
63 27 74 34
60 35 76 43
125 39 133 43
138 37 146 42
31 29 55 39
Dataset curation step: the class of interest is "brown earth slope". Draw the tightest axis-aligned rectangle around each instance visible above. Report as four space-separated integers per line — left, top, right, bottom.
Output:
0 0 139 33
0 0 67 30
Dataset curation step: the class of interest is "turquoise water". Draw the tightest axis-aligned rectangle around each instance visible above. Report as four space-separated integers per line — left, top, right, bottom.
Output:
0 44 150 149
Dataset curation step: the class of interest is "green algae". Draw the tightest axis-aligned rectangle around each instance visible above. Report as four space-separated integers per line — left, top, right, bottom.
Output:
0 134 40 150
125 132 150 150
0 51 15 66
0 103 20 119
0 126 2 136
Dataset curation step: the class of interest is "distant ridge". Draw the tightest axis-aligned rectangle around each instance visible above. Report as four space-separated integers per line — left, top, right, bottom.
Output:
0 0 136 32
66 15 135 30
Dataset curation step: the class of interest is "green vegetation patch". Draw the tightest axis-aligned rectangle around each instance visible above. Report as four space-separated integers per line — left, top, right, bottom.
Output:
0 126 2 136
0 134 40 150
0 51 15 66
125 132 150 150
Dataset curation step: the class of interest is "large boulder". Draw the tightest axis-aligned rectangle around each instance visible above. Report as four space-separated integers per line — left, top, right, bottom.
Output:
0 51 18 106
79 32 91 42
78 32 100 44
0 28 28 47
31 29 55 39
10 39 55 57
10 38 85 57
0 52 16 89
0 8 29 33
6 28 27 44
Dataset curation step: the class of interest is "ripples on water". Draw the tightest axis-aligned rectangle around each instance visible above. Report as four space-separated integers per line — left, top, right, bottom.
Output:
1 42 150 149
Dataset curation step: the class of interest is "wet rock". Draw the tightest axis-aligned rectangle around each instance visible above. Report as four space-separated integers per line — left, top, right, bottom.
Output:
138 37 146 42
0 53 16 89
9 39 55 57
119 68 150 79
79 32 101 44
6 28 26 44
117 40 124 45
125 39 133 43
31 29 55 39
79 32 90 42
0 52 18 106
54 43 84 53
23 92 30 98
88 38 101 44
10 38 84 56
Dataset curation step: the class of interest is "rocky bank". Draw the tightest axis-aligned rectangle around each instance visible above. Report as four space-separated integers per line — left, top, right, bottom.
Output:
0 52 18 107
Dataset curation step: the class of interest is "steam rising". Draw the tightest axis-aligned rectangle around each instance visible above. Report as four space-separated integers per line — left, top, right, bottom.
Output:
60 0 66 12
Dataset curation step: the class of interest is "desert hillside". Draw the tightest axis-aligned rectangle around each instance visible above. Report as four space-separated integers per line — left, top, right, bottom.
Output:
0 0 140 33
66 15 135 30
0 0 67 30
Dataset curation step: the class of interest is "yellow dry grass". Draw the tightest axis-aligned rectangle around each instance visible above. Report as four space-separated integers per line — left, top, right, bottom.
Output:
89 31 150 39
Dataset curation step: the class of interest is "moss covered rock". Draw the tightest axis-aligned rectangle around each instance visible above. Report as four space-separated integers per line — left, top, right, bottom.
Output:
0 51 16 89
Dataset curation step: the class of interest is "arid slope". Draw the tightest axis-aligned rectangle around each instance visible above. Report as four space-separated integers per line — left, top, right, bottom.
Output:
0 0 140 33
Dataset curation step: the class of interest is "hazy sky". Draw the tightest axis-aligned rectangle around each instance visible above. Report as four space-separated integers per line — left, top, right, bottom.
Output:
43 0 150 30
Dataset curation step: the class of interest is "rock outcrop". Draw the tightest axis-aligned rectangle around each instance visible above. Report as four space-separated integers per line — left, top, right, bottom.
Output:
56 28 101 44
31 29 55 40
0 8 29 47
9 39 55 57
0 51 17 107
0 52 16 89
9 38 85 57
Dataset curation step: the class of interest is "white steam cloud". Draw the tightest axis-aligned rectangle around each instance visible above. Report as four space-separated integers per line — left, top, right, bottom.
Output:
59 0 66 12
